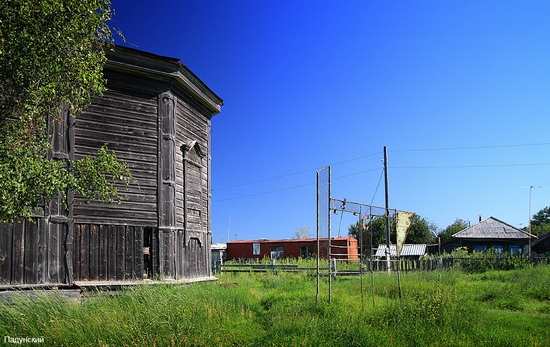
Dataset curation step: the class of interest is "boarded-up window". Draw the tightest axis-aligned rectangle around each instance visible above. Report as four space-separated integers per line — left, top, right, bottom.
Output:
183 142 205 232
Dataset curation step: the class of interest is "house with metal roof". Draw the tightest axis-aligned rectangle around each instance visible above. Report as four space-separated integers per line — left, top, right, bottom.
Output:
451 216 537 254
375 244 427 258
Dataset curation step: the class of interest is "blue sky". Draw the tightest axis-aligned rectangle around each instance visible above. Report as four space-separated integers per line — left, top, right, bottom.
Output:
110 1 550 242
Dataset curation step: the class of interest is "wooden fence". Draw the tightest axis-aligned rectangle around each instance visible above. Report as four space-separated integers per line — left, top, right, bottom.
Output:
215 256 550 275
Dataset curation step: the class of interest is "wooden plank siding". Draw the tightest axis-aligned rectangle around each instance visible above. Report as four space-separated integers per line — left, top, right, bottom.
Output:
72 224 144 281
176 98 210 234
0 222 13 284
172 230 211 279
73 88 158 227
0 219 68 285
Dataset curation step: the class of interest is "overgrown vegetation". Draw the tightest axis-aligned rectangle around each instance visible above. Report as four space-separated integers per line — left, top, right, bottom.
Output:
0 0 131 222
349 213 437 249
1 266 549 346
424 247 550 273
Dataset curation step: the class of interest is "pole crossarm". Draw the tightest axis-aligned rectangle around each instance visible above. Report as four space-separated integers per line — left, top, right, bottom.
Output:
330 198 395 217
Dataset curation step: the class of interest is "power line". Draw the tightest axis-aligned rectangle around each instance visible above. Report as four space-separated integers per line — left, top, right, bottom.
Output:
212 182 315 202
391 142 550 152
333 167 382 179
212 151 381 191
392 162 550 169
213 158 550 203
212 168 314 191
212 167 382 203
370 168 384 206
212 142 550 202
213 141 550 192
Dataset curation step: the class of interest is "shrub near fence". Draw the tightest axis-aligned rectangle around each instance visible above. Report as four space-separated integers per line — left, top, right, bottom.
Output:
368 255 550 274
217 254 550 275
365 258 445 272
452 254 549 273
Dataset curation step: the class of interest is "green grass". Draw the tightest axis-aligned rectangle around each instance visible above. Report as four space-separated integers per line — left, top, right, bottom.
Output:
1 266 549 346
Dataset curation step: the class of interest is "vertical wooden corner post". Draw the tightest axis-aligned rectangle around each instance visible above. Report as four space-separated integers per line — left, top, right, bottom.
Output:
48 106 75 285
157 91 177 278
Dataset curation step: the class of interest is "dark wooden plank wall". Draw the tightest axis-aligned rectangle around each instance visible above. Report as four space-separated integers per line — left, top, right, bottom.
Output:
185 160 203 231
0 222 13 284
175 98 210 231
157 229 175 279
165 230 210 279
73 88 158 227
175 98 212 278
72 224 144 281
0 219 67 285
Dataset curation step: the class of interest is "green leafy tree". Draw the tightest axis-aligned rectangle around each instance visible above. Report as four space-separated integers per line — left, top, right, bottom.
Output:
439 218 469 243
348 213 436 255
0 0 130 222
530 207 550 237
406 214 437 244
348 216 387 255
532 207 550 225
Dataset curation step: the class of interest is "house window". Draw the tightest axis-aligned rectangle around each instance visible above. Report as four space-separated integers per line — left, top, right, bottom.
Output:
493 245 503 254
300 246 314 258
252 243 261 255
509 245 523 255
270 247 284 260
473 245 487 253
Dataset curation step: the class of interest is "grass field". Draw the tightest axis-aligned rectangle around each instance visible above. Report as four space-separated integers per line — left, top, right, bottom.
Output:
1 265 549 346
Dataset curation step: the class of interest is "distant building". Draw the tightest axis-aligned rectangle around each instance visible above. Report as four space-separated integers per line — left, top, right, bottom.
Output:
211 243 227 265
532 233 550 254
439 216 537 254
226 237 359 261
374 244 427 259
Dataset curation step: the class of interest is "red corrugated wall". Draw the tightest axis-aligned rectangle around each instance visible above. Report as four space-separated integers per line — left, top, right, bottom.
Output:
226 238 358 261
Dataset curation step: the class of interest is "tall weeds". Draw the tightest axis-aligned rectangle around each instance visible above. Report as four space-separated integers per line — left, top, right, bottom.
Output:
0 266 548 346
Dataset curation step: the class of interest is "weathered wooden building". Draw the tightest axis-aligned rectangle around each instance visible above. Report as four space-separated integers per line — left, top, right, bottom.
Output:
0 46 223 287
438 216 536 254
226 237 359 261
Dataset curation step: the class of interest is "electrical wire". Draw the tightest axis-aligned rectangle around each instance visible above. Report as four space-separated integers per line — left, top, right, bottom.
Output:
212 167 382 203
392 162 550 169
212 151 381 191
212 182 315 202
337 210 344 237
212 141 550 203
212 168 314 191
391 141 550 152
369 168 384 206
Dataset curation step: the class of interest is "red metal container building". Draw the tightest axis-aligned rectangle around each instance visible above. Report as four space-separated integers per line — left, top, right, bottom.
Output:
226 237 358 261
